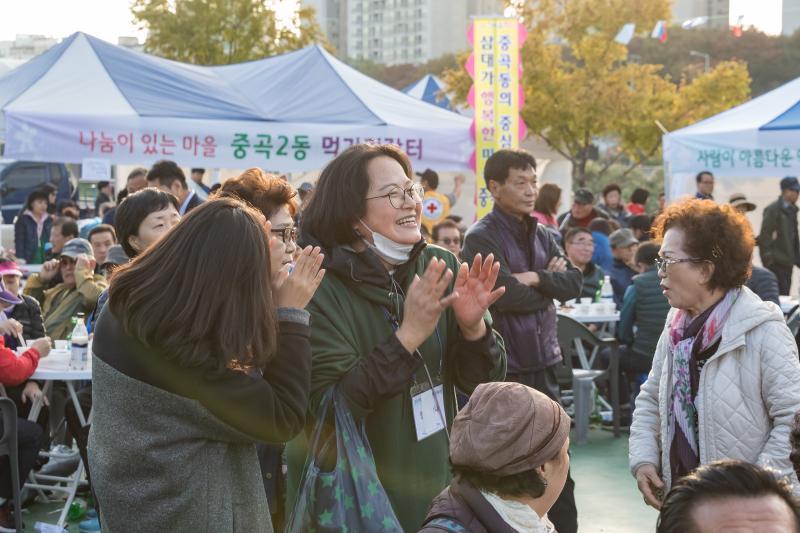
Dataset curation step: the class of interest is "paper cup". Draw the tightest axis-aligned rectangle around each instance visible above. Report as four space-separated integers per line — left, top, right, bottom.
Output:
55 340 69 351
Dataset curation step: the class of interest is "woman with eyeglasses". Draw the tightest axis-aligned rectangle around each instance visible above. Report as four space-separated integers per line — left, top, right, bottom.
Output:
286 144 507 530
630 199 800 510
563 227 604 301
214 168 320 532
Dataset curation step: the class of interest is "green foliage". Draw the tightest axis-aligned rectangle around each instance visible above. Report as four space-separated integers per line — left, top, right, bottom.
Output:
630 26 800 97
583 161 664 213
132 0 327 65
442 0 752 188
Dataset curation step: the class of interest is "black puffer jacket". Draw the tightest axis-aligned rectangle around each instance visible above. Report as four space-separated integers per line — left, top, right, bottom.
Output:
4 295 45 350
420 476 517 533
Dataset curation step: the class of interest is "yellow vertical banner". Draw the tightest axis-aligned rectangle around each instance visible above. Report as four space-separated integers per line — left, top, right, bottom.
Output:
469 17 524 220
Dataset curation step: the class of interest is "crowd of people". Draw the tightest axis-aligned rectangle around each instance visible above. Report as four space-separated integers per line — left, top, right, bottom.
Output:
0 145 799 532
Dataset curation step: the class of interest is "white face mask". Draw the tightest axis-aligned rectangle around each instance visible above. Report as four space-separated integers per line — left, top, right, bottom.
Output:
359 219 415 266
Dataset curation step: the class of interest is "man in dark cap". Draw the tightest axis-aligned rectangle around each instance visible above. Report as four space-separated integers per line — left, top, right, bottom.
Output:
23 238 108 339
558 188 608 231
421 382 571 533
759 177 800 295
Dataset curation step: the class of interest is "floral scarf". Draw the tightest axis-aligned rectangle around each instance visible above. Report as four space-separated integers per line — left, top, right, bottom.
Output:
666 289 739 471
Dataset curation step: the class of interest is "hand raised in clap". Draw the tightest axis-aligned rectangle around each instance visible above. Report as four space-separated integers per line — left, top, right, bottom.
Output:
396 258 459 354
275 246 325 310
451 253 505 340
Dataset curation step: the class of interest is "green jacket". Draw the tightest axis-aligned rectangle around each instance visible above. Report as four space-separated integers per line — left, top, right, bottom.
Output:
286 241 506 532
759 197 799 269
24 267 108 340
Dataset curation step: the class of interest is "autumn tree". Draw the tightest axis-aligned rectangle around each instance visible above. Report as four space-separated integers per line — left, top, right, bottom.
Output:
442 0 751 187
132 0 327 65
631 26 800 97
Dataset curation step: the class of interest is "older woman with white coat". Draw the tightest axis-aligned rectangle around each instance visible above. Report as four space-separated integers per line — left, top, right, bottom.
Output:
629 199 800 510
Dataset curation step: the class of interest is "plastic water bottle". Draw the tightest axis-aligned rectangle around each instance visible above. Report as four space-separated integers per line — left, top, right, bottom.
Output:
601 275 614 301
70 313 89 370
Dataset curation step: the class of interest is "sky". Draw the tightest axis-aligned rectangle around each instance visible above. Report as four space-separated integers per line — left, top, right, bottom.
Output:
729 0 783 35
0 0 787 44
0 0 301 44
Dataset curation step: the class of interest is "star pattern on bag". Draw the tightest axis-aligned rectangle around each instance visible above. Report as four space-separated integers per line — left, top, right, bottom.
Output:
343 494 355 511
319 509 333 526
368 480 379 497
360 502 374 519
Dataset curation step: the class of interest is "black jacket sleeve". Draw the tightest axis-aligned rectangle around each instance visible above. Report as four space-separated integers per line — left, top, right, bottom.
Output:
535 230 583 302
337 334 422 419
195 320 312 443
462 227 582 314
462 230 552 314
450 324 506 395
94 309 313 444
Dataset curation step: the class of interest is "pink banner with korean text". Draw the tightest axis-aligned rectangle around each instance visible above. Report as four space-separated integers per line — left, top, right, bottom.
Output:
4 111 473 172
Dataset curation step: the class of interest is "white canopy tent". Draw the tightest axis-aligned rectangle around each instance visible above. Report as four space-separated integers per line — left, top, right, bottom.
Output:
663 76 800 200
0 33 473 171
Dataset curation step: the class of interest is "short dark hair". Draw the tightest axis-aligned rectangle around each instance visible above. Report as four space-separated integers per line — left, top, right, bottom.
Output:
695 171 713 184
191 168 205 174
534 183 562 216
108 198 278 372
115 188 180 258
635 241 660 266
300 143 413 248
98 181 111 190
564 227 591 244
453 463 547 499
432 219 462 243
485 149 537 186
631 188 650 205
53 217 79 239
657 460 800 533
127 167 148 182
88 224 117 244
40 183 57 195
652 200 753 291
588 217 612 235
24 190 49 211
146 160 187 190
214 168 297 219
419 169 439 190
629 214 652 235
602 183 621 198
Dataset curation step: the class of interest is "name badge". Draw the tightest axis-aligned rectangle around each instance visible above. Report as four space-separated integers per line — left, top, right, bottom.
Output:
410 383 446 441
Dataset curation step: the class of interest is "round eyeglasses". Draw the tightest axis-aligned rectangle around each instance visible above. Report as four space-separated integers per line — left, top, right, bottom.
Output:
366 184 425 209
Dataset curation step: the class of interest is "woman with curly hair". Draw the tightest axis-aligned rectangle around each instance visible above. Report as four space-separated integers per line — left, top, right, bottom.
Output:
629 199 800 510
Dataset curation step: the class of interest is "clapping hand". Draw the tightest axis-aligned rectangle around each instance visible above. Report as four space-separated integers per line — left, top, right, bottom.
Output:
451 254 505 340
275 246 325 309
396 258 460 353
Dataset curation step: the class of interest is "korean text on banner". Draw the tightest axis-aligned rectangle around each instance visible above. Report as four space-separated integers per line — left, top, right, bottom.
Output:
469 17 525 219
